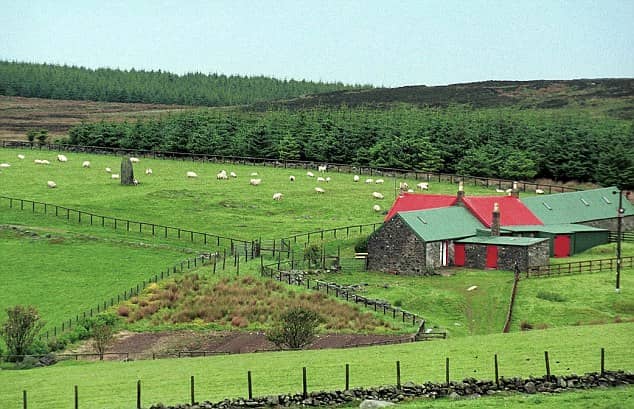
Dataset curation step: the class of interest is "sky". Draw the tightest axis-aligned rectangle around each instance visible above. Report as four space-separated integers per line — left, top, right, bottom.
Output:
1 0 632 87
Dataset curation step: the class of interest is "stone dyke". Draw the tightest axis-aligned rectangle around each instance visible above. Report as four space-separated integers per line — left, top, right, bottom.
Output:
149 370 632 409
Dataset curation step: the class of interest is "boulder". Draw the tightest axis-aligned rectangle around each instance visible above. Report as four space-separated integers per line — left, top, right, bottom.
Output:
359 399 395 409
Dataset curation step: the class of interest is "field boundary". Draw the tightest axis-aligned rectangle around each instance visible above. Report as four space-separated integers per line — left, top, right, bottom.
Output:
502 269 521 333
526 256 633 278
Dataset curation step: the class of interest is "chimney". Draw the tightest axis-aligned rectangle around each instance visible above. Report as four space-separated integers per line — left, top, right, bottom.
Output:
511 181 520 198
491 202 501 236
457 181 465 203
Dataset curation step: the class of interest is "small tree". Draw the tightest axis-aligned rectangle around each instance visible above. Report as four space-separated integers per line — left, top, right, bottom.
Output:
266 307 324 349
91 323 115 360
36 129 49 146
304 243 322 268
120 157 135 185
26 129 37 143
1 305 44 361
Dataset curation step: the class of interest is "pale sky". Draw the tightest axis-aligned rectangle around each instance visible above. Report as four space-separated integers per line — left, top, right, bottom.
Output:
1 0 632 87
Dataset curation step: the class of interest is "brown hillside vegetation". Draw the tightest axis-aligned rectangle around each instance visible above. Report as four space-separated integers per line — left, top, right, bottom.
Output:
0 95 195 140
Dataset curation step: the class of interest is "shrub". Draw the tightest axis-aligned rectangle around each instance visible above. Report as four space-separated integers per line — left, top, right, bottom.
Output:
520 321 533 331
15 356 40 370
354 236 369 253
267 307 324 349
393 299 403 307
117 305 130 317
304 244 322 268
1 305 45 361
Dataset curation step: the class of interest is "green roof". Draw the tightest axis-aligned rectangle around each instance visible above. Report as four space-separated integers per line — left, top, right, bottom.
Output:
456 236 548 246
522 187 634 225
398 206 483 242
503 224 609 234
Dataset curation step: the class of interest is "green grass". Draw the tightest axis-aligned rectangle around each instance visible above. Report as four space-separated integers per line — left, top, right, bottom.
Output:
0 323 631 409
0 228 193 332
397 385 634 409
0 148 503 240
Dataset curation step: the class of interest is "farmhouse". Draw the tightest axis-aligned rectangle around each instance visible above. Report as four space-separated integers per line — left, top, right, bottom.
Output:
367 185 633 275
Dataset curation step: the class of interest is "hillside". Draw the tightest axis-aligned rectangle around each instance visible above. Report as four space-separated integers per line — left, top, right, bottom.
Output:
254 78 634 119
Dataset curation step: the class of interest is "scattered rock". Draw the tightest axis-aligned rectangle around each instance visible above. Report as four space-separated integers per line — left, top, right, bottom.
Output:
359 399 395 409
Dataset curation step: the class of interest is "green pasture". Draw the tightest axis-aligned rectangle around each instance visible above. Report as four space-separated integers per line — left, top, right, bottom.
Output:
1 323 631 409
0 147 505 240
0 228 192 332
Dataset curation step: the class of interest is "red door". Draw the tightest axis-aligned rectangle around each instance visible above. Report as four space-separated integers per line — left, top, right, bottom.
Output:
486 245 498 269
454 244 465 266
554 235 571 258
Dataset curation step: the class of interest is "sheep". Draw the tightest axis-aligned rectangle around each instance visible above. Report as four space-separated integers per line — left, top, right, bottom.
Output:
17 154 25 160
416 182 429 190
82 161 91 168
536 188 545 194
325 177 331 183
272 192 283 201
47 180 57 188
57 154 68 162
399 182 409 190
217 171 228 180
129 157 140 163
505 188 513 193
289 175 296 182
375 179 385 184
230 171 237 178
0 163 10 168
250 172 258 176
317 176 326 182
306 171 315 177
111 174 120 179
353 175 360 182
373 204 381 212
145 168 153 175
372 192 384 199
34 159 44 164
105 167 112 173
318 165 327 173
41 159 50 165
314 187 325 194
249 178 262 186
495 188 505 193
133 178 139 186
186 171 198 178
407 189 414 193
365 178 374 184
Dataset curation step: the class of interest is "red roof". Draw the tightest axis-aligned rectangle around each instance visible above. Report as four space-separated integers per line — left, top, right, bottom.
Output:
385 193 457 221
461 196 543 227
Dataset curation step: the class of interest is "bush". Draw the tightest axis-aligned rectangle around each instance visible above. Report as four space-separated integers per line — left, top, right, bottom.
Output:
354 236 369 253
393 299 403 307
520 321 533 331
267 307 324 349
1 305 45 361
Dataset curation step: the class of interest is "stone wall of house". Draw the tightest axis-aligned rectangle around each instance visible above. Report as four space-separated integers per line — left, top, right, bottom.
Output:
526 241 550 267
580 216 634 232
463 244 487 269
463 241 549 271
426 242 441 268
367 217 428 275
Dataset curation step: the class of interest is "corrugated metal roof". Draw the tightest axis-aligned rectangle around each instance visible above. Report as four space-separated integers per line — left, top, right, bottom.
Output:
385 193 458 221
456 236 548 246
398 206 483 242
522 187 634 224
461 196 544 227
504 224 609 234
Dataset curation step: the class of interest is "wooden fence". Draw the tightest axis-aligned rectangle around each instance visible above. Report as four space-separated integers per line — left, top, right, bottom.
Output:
1 140 582 193
526 256 634 278
609 231 634 243
502 270 521 333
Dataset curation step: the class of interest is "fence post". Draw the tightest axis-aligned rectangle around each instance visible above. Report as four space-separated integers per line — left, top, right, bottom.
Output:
544 351 551 381
191 375 195 405
248 371 253 400
137 380 141 409
446 357 450 386
74 385 78 409
302 367 308 399
494 354 499 387
601 348 605 375
23 390 27 409
396 360 401 389
345 363 350 391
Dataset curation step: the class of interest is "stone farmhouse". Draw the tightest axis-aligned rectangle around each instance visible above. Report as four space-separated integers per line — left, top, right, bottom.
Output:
367 184 633 275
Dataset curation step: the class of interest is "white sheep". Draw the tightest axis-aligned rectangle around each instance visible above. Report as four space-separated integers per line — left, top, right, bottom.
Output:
111 174 120 179
495 188 505 193
34 159 44 164
105 167 112 173
372 192 384 199
57 154 68 162
133 178 139 186
315 187 325 194
289 175 296 182
0 163 10 168
416 182 429 190
399 182 409 190
373 204 381 212
82 161 91 168
186 171 198 178
249 178 262 186
505 188 513 193
47 180 57 188
230 171 237 178
325 177 331 183
353 175 360 182
145 168 153 175
272 192 283 201
375 179 385 184
318 165 327 173
129 157 140 163
217 171 228 180
17 154 25 160
307 171 315 177
536 189 545 194
407 189 414 193
365 178 374 184
317 176 326 182
250 172 258 176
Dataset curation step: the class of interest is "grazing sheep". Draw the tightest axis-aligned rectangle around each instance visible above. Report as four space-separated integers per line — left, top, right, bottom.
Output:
17 154 25 160
105 167 112 173
326 177 331 183
129 157 140 163
536 188 545 194
353 175 360 182
373 204 381 212
467 285 478 292
82 161 91 168
365 178 374 184
133 178 139 186
399 182 409 190
186 171 198 178
318 165 327 173
505 188 513 193
372 192 384 199
0 163 10 168
250 172 258 176
111 174 120 179
217 171 228 180
375 179 385 184
307 171 315 177
407 189 414 193
416 182 429 190
249 178 262 186
145 168 153 175
272 192 283 201
56 154 68 162
289 175 296 182
315 187 325 194
495 188 505 193
34 159 44 164
317 176 326 182
47 180 57 188
230 171 237 178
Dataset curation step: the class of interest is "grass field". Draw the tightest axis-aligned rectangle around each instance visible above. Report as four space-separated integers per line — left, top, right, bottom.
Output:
1 323 631 409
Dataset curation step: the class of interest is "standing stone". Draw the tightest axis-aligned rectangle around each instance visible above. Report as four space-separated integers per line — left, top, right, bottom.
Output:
121 157 135 185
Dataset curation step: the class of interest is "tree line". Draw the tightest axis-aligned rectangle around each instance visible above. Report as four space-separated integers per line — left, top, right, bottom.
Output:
65 105 634 189
0 61 367 106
